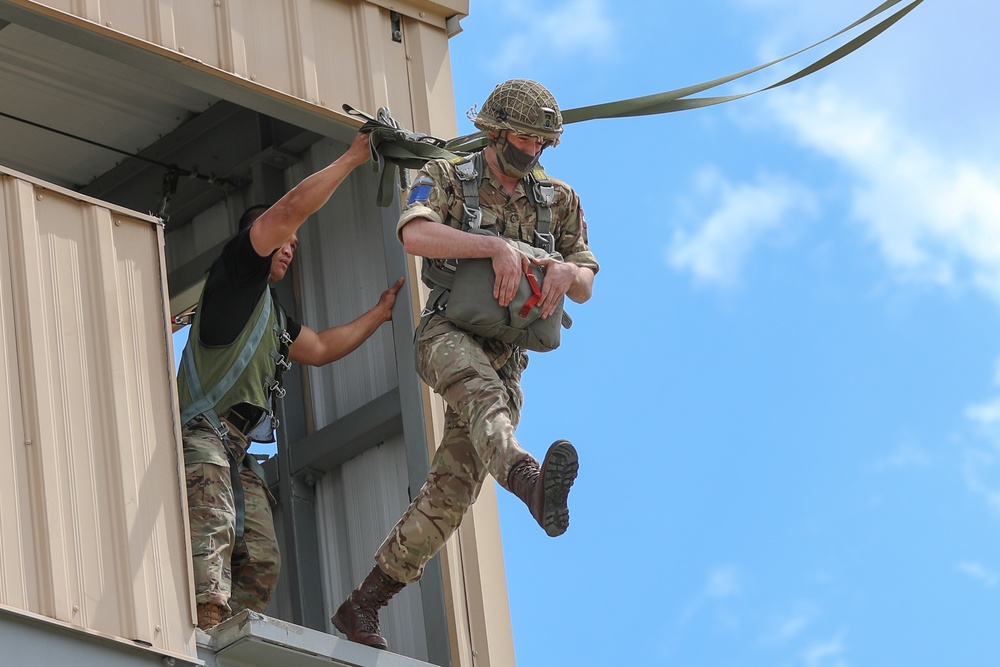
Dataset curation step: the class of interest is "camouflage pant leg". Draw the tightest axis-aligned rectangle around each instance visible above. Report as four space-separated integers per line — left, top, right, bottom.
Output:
415 328 528 489
185 460 236 609
375 334 527 585
228 466 280 614
375 406 488 584
184 419 280 612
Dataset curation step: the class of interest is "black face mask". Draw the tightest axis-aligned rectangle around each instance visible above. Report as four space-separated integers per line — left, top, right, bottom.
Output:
492 133 542 179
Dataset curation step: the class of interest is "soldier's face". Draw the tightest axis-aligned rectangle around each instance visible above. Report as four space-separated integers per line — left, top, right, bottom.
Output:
269 234 298 283
506 132 544 157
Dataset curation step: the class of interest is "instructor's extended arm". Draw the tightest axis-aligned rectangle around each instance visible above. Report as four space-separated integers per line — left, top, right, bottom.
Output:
249 131 371 256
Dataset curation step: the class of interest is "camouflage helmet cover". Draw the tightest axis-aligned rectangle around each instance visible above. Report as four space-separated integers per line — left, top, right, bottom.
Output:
470 79 563 146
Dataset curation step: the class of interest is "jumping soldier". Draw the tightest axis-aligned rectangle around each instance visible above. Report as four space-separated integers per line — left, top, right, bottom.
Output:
332 79 600 650
177 130 404 630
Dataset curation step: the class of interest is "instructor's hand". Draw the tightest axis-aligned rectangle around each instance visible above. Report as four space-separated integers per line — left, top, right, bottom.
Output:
376 276 405 322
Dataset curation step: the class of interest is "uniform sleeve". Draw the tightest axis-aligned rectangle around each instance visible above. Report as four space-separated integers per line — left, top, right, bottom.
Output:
395 159 461 243
552 181 600 275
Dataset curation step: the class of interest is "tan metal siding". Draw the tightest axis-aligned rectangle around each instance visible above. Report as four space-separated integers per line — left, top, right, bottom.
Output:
16 0 466 131
0 166 196 662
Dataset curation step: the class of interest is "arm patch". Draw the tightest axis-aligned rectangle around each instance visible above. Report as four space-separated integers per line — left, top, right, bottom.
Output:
407 176 434 204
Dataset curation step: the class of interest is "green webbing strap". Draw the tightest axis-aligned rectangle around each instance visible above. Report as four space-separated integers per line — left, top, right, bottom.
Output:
230 457 246 538
179 292 273 431
343 105 461 207
561 0 923 123
348 0 923 178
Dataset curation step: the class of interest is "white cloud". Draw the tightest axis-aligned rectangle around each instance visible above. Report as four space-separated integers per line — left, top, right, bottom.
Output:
957 561 999 588
667 168 816 285
962 449 1000 512
760 612 812 645
874 443 931 470
679 564 742 624
801 635 848 667
967 398 1000 427
768 82 1000 302
485 0 617 74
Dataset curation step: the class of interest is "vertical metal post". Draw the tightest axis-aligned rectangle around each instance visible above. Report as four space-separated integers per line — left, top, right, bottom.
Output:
378 175 452 667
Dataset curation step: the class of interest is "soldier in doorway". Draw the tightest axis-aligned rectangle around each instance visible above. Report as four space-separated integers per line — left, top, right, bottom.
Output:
332 79 599 650
177 130 404 630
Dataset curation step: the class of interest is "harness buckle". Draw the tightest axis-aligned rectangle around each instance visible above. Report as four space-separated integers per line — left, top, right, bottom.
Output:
279 330 293 346
269 381 287 399
534 230 555 253
463 203 483 229
533 181 555 207
455 160 478 182
275 354 292 371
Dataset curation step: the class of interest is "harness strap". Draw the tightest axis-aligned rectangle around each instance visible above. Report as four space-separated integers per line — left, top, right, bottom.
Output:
525 169 555 253
179 293 273 436
229 456 247 539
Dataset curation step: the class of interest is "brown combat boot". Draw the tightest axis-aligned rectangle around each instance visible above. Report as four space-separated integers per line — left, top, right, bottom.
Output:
507 439 579 537
331 565 405 650
196 602 226 630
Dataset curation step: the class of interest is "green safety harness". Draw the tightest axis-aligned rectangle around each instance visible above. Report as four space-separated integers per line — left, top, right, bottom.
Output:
179 290 290 537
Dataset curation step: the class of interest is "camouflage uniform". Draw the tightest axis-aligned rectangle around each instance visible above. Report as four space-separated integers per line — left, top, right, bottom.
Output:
375 155 599 584
183 416 280 613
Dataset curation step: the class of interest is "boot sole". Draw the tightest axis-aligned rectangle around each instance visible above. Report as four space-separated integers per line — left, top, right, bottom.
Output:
331 609 389 650
541 440 579 537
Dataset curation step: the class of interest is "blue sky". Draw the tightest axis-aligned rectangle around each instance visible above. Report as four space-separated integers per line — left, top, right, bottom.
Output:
442 1 1000 666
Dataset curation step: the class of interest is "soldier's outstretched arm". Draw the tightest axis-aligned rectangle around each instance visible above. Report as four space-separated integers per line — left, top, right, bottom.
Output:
289 277 404 367
401 217 529 307
249 130 371 256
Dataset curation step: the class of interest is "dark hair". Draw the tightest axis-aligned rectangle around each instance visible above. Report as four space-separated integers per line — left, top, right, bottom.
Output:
238 204 272 232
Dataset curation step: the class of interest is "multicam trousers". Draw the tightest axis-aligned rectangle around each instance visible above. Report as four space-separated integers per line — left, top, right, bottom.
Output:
183 417 280 614
376 320 529 584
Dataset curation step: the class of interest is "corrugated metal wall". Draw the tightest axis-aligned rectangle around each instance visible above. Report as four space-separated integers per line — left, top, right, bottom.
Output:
293 140 397 424
314 434 430 659
0 166 196 661
17 0 464 127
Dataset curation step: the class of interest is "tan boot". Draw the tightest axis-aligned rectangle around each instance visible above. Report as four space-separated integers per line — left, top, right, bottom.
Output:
331 565 405 650
507 440 579 537
196 602 226 630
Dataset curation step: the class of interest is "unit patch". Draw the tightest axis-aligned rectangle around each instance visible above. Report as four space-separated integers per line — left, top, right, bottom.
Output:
408 177 434 204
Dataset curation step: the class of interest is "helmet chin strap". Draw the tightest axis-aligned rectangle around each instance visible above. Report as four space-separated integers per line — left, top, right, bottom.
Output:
491 132 541 179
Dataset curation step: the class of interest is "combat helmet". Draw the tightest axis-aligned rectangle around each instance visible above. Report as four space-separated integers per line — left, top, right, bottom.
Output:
471 79 563 147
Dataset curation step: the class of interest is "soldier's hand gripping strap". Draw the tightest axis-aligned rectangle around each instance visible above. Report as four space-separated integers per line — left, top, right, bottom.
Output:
443 230 570 353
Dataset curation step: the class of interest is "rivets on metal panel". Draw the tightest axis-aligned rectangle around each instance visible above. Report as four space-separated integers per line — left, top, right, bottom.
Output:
179 46 185 53
215 0 221 5
155 625 161 633
162 658 177 667
419 11 425 17
115 219 122 226
35 194 42 201
24 439 31 445
106 21 112 27
72 605 79 613
250 75 257 81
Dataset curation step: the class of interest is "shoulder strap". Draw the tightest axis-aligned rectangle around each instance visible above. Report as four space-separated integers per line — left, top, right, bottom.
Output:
525 167 555 253
179 291 273 437
454 152 484 231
